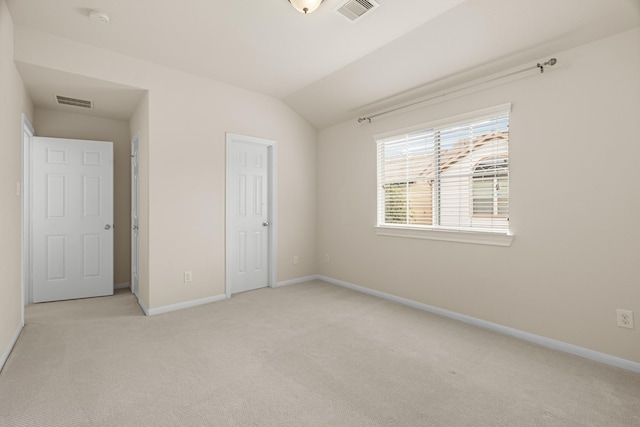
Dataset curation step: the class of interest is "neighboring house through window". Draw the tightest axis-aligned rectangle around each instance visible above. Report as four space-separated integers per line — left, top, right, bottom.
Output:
472 157 508 217
376 105 510 234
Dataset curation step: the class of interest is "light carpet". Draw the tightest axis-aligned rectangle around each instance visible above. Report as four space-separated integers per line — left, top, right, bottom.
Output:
1 280 639 426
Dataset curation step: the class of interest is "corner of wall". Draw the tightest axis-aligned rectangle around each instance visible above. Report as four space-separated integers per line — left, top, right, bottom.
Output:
0 0 33 374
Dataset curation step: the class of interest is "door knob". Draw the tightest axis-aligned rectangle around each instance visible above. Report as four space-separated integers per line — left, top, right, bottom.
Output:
104 224 112 230
262 222 270 227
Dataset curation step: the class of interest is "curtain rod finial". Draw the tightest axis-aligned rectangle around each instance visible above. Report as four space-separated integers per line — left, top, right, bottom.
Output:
537 58 558 74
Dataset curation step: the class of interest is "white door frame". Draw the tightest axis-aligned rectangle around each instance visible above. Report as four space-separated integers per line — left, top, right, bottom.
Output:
21 114 35 313
130 134 139 298
225 133 277 299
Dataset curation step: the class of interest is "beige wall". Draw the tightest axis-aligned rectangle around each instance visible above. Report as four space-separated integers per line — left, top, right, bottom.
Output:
33 108 132 287
317 28 640 363
145 75 317 308
14 26 318 310
0 0 33 367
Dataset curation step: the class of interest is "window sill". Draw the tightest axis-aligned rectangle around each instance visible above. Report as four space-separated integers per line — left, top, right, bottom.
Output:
374 225 514 247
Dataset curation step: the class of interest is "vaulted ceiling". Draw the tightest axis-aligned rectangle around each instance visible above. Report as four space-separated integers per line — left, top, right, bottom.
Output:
7 0 640 128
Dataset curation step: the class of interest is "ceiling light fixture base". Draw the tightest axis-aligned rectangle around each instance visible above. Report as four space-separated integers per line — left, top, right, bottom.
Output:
89 10 110 24
288 0 324 14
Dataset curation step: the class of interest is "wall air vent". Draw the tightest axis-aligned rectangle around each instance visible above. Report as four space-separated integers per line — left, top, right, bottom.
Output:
55 95 93 109
335 0 380 22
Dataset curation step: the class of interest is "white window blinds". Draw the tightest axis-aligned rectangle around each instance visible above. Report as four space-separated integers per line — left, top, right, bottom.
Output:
376 106 510 233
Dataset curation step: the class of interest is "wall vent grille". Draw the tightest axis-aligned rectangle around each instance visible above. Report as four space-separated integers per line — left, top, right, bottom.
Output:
335 0 379 22
55 95 93 109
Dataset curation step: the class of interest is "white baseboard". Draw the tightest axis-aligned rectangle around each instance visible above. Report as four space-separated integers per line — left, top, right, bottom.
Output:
149 276 320 314
317 275 640 374
142 294 227 316
0 322 24 373
275 275 320 288
115 282 130 290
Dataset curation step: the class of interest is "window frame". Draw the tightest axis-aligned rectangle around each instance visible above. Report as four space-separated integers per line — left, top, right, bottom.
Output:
374 104 514 247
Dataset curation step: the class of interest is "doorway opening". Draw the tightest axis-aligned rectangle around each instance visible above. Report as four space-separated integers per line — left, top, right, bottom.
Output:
20 113 132 306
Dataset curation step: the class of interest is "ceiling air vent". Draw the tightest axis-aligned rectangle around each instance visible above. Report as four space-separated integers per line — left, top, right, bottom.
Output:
55 95 93 109
336 0 380 22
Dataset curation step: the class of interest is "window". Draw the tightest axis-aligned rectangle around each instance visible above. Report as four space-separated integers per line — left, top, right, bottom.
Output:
376 105 510 234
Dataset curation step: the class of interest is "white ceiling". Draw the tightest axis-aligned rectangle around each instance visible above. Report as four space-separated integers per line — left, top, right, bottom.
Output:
7 0 640 128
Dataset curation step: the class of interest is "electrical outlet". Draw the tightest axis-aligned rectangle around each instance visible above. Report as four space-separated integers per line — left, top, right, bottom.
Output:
184 271 193 283
616 309 634 329
293 255 299 265
324 254 330 263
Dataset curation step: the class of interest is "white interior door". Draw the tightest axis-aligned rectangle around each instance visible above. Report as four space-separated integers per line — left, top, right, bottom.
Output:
227 135 274 294
31 137 114 303
131 135 139 298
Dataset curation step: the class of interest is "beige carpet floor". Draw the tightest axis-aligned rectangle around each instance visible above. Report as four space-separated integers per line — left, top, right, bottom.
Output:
1 280 639 426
